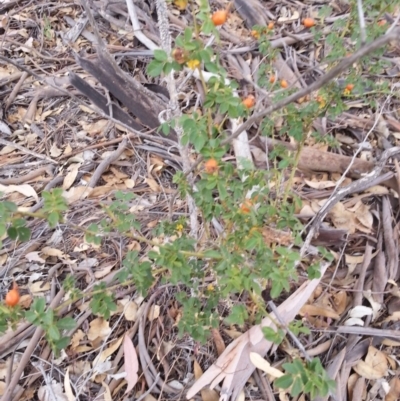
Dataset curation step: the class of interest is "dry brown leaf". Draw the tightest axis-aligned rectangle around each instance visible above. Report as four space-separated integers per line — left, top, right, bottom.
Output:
80 119 108 135
38 382 68 401
123 178 135 188
366 185 389 195
143 394 157 401
347 373 359 399
329 202 356 233
145 177 160 192
353 202 373 230
332 291 347 314
194 360 219 401
352 376 366 401
19 294 32 309
363 290 382 321
64 368 75 401
223 329 243 340
330 251 365 265
88 318 111 343
94 263 115 279
386 376 400 401
304 179 337 189
0 146 15 155
123 335 139 395
110 166 129 180
249 352 283 379
383 311 400 323
121 299 138 321
102 382 113 401
64 186 93 204
148 305 160 321
41 247 65 258
64 143 72 155
300 304 340 319
0 255 7 266
278 10 300 22
50 143 62 157
0 183 39 202
261 226 292 246
25 252 45 263
354 346 388 380
211 328 226 356
69 360 91 376
71 330 85 350
75 345 93 353
88 186 115 198
29 281 50 294
382 339 400 347
94 336 124 366
63 163 81 190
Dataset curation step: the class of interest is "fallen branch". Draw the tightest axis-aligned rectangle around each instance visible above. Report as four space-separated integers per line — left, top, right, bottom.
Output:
300 146 400 255
153 0 200 237
88 138 128 188
0 166 53 185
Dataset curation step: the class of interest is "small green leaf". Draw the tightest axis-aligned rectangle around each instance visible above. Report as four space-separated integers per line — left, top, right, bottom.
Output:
4 201 17 212
54 336 70 351
56 317 76 331
34 297 46 314
184 27 192 42
42 309 54 326
13 218 26 228
147 60 164 77
270 281 283 298
290 377 303 397
203 250 221 258
0 224 6 237
25 310 40 325
224 305 248 326
153 49 168 62
17 227 31 242
161 122 171 135
275 374 293 390
48 324 61 341
47 211 59 227
7 226 18 240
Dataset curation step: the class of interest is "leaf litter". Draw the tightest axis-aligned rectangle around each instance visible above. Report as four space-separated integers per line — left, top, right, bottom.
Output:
0 0 399 400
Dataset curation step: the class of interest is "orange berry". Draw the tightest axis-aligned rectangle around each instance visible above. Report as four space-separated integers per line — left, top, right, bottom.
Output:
251 30 260 39
204 158 219 174
172 47 187 64
267 21 274 30
242 95 255 109
269 75 276 83
302 18 315 28
211 9 228 26
5 283 19 307
280 79 288 88
345 83 354 91
240 199 253 214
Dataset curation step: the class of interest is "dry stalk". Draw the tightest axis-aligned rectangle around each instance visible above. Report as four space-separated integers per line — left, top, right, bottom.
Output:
153 0 199 237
